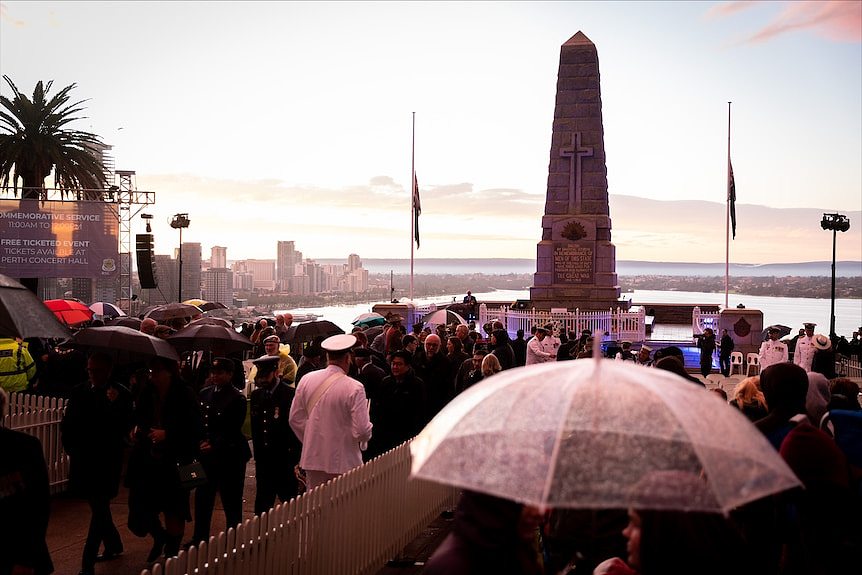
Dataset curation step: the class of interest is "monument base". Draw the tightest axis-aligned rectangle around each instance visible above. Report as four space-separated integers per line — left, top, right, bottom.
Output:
529 287 624 312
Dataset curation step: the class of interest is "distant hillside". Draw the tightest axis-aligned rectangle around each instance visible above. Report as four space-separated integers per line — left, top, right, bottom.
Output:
313 258 861 277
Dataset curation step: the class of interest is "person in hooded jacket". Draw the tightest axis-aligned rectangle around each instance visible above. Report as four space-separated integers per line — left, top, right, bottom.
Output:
489 329 515 371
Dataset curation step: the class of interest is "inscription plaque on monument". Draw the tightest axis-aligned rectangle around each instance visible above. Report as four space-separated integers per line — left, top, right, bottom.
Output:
530 31 624 310
553 243 594 284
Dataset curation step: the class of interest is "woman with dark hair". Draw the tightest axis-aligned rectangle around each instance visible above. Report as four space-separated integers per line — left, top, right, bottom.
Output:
489 329 515 371
126 356 203 562
594 507 756 575
424 491 544 575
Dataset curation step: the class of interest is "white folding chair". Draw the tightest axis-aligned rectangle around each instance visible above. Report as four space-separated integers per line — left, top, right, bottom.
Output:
746 353 760 376
729 352 744 375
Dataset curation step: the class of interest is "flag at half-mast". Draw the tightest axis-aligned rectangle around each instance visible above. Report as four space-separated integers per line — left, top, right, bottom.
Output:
413 172 421 248
728 160 736 239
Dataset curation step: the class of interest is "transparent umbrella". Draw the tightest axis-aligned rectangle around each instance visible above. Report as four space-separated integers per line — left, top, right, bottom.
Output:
423 309 468 326
411 359 800 514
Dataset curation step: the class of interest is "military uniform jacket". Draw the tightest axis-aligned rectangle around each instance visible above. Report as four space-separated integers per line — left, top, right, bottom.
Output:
793 336 816 372
250 381 300 463
199 384 252 466
758 340 789 371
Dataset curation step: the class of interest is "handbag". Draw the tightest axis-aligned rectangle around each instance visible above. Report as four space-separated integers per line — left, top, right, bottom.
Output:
177 460 208 490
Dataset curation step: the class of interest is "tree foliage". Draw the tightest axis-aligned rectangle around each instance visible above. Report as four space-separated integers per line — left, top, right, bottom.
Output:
0 75 107 200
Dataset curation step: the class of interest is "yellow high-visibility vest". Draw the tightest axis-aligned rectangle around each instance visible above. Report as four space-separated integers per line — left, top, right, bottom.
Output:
0 338 37 393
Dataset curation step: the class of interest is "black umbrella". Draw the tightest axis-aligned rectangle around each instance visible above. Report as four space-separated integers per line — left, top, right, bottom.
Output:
0 274 71 340
145 302 203 322
167 323 253 354
199 301 228 312
289 320 344 342
189 316 233 328
64 325 179 363
762 324 793 341
108 316 143 329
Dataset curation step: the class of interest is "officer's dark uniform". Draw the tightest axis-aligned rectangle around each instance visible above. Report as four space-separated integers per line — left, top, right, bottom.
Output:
191 358 251 545
249 356 301 515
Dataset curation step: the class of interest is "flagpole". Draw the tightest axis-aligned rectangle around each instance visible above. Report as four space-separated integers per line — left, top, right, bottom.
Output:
725 101 731 308
410 112 415 302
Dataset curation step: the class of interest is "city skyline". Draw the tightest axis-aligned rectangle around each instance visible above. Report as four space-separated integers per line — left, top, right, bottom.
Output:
2 1 860 263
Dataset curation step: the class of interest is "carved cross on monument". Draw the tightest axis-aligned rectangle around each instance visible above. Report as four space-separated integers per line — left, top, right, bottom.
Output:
559 132 593 211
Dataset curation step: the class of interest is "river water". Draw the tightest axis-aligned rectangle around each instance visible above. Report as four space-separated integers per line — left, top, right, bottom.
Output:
278 289 862 339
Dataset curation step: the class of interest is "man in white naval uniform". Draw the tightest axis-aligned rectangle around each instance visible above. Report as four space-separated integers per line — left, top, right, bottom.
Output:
289 334 373 490
526 325 556 365
758 327 789 371
793 322 817 373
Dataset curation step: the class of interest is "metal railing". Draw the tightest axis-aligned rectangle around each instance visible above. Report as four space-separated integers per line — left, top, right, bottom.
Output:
141 442 458 575
692 306 720 337
479 303 646 342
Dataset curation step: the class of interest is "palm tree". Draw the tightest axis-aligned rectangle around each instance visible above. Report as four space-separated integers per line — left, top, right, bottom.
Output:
0 75 107 200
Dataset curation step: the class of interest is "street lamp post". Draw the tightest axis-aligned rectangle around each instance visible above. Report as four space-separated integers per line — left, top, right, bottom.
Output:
170 213 191 302
820 213 850 339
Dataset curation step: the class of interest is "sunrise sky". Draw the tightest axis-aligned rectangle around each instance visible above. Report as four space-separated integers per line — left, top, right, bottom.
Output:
1 1 860 264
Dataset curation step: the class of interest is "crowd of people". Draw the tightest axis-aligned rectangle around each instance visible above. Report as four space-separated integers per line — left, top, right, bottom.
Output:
2 307 861 575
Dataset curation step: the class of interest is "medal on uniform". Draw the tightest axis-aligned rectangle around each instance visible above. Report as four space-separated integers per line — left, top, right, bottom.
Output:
274 407 280 419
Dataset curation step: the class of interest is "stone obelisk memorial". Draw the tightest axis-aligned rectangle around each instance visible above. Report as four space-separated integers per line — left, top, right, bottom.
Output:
530 32 623 310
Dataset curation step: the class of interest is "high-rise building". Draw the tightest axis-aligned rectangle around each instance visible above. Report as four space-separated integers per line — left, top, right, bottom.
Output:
202 268 232 304
141 254 178 305
211 246 227 269
234 259 276 292
179 242 202 301
347 253 362 272
277 241 300 291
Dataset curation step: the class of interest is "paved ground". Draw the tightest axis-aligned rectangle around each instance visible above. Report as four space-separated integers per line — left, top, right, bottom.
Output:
47 457 450 575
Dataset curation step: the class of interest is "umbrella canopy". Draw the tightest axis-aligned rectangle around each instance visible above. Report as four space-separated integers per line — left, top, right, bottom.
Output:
89 302 126 319
352 312 387 328
0 274 71 340
145 302 202 322
199 301 228 312
167 323 253 354
65 325 179 363
411 359 801 514
182 298 208 307
762 324 793 341
44 299 95 326
189 316 233 328
108 316 143 329
289 320 345 341
423 308 468 326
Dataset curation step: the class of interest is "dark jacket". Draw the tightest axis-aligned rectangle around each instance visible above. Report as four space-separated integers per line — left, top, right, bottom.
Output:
0 428 54 575
368 370 426 459
198 383 252 468
249 381 301 464
490 330 516 370
61 381 133 498
412 350 453 423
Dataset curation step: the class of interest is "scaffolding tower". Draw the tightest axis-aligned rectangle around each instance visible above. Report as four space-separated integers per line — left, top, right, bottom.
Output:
0 175 155 312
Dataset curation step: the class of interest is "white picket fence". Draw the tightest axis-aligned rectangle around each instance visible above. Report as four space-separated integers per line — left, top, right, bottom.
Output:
479 303 646 342
2 392 69 493
839 357 862 379
141 442 459 575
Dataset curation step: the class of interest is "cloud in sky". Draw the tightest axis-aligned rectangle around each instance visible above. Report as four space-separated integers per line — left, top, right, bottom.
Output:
2 2 859 267
134 173 861 266
709 1 862 43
